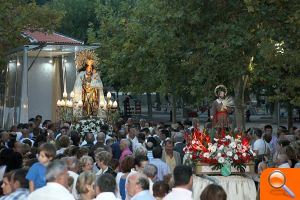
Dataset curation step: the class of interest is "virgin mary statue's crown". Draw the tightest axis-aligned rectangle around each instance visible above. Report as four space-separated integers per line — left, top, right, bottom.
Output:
75 50 99 70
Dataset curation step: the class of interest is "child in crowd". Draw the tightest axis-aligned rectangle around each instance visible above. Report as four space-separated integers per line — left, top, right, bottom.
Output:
26 143 56 192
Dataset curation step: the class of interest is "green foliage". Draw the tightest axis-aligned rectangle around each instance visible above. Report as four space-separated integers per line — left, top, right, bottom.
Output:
88 0 260 106
248 0 300 106
83 0 300 115
49 0 98 42
0 0 63 59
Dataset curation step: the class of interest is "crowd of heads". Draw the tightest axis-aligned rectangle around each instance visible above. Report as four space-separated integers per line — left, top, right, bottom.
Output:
4 116 299 199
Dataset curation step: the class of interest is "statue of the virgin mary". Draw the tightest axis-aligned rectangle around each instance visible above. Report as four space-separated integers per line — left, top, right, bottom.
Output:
73 50 105 117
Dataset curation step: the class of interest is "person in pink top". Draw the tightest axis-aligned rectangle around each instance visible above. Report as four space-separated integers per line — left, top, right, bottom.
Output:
119 139 133 162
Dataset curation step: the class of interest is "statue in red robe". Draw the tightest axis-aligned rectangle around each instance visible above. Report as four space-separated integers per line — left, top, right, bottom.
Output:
210 85 234 130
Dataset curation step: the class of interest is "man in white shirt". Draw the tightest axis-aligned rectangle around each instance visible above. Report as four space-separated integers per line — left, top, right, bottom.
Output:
149 146 170 181
127 125 140 151
143 164 157 194
163 165 193 200
252 129 269 156
276 153 291 168
28 160 74 200
62 156 79 199
126 172 155 200
95 173 119 200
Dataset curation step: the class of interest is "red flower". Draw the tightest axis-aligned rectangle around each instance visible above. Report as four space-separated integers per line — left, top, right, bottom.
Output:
221 129 226 138
242 137 250 146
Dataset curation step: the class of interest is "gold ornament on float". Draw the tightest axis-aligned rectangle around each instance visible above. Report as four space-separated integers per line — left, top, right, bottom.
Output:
75 50 99 70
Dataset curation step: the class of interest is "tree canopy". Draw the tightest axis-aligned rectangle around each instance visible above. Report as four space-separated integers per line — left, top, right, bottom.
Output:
49 0 98 43
0 0 63 59
41 0 300 126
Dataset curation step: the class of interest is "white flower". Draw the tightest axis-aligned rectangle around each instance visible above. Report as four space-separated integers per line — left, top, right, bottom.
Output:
217 153 222 157
235 139 241 142
218 145 224 150
210 145 217 153
208 143 213 147
234 154 239 160
252 152 256 157
226 151 233 157
237 144 242 150
225 135 232 140
203 152 210 158
214 138 219 142
218 157 225 164
242 153 247 157
229 142 236 149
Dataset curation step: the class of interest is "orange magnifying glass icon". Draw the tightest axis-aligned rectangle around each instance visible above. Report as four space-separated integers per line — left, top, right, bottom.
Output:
268 170 295 198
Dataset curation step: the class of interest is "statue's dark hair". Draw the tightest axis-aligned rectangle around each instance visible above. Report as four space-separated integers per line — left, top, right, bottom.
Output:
78 63 95 72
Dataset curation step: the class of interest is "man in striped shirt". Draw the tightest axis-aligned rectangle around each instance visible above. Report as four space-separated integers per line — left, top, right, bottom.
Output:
0 169 29 200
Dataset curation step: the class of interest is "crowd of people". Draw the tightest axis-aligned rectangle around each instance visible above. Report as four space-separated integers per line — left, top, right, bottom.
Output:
251 125 300 177
0 115 299 200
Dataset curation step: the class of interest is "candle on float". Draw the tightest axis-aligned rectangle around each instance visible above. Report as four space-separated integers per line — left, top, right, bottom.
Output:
78 100 83 107
66 100 73 107
100 100 105 108
63 92 68 98
57 100 61 107
70 91 75 98
61 100 66 106
113 101 118 108
107 92 112 99
108 100 113 107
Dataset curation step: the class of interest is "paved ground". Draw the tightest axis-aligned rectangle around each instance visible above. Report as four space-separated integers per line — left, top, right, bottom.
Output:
131 107 300 129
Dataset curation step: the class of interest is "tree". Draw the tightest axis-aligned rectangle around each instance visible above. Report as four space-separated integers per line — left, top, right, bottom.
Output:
49 0 98 42
246 0 300 129
0 0 63 60
88 0 299 128
89 0 203 122
185 1 260 129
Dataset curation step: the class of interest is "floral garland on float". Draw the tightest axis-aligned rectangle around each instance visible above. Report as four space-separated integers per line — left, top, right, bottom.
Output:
72 117 104 136
184 128 255 176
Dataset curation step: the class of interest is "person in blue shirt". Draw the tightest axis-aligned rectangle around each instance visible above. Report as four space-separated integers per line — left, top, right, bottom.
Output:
26 143 56 192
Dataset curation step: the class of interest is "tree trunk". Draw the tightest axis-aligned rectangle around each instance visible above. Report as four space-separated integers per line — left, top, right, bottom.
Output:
182 97 188 119
171 94 176 123
234 75 248 130
207 107 211 122
146 93 152 119
155 93 161 111
272 101 279 124
287 102 293 130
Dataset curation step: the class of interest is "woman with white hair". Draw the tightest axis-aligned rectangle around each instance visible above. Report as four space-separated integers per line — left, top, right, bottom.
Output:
79 156 94 173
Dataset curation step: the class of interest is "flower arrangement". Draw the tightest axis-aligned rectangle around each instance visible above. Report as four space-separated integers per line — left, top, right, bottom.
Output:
73 118 104 136
184 129 255 173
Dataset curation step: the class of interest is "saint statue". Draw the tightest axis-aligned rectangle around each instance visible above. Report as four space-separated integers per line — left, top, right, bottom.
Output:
73 50 105 117
210 85 234 130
